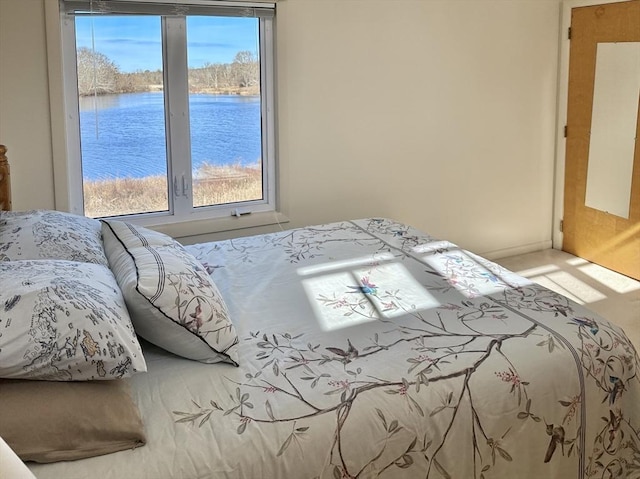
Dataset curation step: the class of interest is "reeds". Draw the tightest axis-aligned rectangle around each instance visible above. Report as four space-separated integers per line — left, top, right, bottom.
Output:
83 163 262 218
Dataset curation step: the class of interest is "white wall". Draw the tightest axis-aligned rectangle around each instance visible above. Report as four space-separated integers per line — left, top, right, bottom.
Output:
0 0 55 210
0 0 561 258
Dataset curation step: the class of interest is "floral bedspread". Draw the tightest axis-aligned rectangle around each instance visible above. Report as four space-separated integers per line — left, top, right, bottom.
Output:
30 219 640 479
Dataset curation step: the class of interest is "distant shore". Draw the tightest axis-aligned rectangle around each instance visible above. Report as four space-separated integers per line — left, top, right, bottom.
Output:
80 84 260 97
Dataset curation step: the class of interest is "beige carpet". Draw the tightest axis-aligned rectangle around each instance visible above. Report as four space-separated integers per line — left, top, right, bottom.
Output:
495 249 640 352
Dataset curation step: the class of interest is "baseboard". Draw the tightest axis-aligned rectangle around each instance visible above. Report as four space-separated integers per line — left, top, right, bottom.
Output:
480 240 554 261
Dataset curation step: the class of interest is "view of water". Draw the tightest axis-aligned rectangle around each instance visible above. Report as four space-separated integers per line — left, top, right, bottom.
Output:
79 92 262 180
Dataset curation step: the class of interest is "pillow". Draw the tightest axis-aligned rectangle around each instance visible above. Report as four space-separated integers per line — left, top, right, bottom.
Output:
101 220 239 365
0 210 108 266
0 378 146 463
0 260 147 380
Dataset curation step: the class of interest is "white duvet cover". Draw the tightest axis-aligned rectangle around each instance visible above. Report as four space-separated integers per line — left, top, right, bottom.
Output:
29 219 640 479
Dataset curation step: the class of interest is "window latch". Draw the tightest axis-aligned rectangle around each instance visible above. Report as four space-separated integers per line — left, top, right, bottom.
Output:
181 175 189 197
173 175 189 197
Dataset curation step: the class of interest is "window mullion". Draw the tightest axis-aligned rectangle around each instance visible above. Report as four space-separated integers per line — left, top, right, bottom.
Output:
260 17 276 209
60 14 86 215
163 16 193 215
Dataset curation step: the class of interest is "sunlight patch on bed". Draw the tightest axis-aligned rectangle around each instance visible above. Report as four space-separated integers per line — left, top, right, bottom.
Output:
301 272 379 332
418 248 511 299
298 254 440 330
412 240 457 255
352 262 440 319
297 253 395 276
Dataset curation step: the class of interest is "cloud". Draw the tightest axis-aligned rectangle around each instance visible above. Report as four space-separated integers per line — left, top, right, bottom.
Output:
103 38 161 47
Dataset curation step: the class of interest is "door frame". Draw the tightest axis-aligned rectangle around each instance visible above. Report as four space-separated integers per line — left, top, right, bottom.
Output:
552 0 636 250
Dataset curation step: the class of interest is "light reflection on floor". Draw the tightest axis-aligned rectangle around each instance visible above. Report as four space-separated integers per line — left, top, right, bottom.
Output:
513 258 640 306
495 249 640 350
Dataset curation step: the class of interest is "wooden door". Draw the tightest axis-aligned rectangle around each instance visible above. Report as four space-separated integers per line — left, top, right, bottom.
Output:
563 0 640 280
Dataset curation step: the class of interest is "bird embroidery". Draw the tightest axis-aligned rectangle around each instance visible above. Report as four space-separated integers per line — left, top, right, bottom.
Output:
606 410 622 447
542 301 572 317
185 299 204 332
479 272 499 283
543 423 565 463
201 262 221 275
348 276 378 296
326 339 359 364
571 316 599 335
608 376 625 405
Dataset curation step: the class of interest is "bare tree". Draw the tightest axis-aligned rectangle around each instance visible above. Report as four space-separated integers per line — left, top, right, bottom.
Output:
76 47 120 96
232 51 259 88
74 48 259 95
202 62 222 90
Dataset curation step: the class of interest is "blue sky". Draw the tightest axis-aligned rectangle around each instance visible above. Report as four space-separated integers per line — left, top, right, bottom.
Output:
76 16 258 72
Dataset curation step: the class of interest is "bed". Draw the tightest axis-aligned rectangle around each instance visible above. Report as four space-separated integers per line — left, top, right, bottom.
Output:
0 145 638 479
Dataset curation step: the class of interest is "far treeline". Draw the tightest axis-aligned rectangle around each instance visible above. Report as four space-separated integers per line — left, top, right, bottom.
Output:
77 47 260 96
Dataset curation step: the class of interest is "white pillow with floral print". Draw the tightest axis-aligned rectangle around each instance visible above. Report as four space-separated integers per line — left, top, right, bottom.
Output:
0 210 108 266
0 260 146 380
101 220 239 365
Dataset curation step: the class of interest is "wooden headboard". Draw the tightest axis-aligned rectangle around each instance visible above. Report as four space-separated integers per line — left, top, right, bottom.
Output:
0 144 11 211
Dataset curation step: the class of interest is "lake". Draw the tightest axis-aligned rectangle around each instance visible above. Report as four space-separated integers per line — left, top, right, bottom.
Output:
79 92 262 180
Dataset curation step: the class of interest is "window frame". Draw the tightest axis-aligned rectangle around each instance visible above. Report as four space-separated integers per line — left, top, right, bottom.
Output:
56 0 279 230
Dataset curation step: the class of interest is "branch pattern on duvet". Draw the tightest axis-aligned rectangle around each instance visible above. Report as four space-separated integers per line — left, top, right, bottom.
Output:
174 218 639 479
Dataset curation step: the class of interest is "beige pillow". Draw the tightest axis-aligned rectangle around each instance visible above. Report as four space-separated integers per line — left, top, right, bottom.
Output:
0 379 146 463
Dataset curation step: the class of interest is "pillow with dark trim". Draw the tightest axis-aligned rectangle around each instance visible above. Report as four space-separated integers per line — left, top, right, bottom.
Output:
0 379 146 463
101 220 239 365
0 210 108 266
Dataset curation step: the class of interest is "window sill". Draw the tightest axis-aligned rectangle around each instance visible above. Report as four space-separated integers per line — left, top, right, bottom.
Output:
147 210 290 242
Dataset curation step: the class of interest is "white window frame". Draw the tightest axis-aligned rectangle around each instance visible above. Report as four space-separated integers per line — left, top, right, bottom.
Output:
55 0 280 233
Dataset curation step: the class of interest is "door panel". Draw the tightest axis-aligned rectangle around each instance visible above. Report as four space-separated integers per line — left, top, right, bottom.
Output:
564 0 640 280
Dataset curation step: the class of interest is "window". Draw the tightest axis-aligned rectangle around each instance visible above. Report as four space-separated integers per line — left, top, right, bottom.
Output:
59 1 276 224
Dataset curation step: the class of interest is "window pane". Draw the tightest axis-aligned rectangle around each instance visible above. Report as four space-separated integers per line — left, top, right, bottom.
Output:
186 17 263 208
75 16 169 218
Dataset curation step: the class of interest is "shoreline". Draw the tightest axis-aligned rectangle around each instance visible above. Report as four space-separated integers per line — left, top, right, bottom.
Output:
79 85 260 98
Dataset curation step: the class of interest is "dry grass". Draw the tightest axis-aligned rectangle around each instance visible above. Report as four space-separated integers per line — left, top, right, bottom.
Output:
83 163 262 218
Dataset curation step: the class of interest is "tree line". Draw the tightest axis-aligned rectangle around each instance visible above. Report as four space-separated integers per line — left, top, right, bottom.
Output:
76 47 260 96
